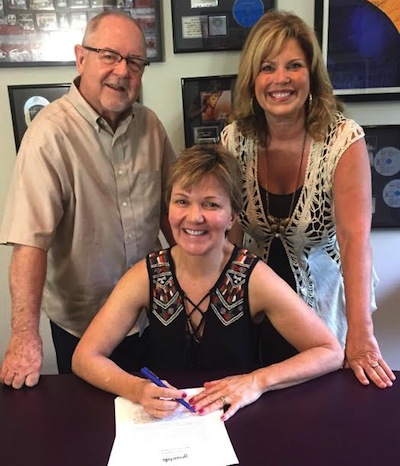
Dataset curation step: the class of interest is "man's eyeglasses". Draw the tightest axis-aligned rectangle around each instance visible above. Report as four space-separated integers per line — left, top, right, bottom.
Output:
83 46 150 73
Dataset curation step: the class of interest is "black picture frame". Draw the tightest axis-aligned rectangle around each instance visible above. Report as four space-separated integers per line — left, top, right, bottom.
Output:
181 74 236 148
0 0 163 67
8 83 70 151
363 124 400 228
314 0 400 102
171 0 274 53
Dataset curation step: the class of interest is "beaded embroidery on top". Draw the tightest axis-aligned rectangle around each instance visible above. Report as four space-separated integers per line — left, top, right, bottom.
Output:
148 248 259 328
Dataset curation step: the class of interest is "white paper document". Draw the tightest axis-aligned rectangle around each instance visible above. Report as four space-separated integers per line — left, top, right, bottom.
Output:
107 389 239 466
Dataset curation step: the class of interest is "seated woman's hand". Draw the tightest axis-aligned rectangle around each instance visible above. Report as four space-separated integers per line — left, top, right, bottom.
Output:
188 373 263 421
137 379 189 419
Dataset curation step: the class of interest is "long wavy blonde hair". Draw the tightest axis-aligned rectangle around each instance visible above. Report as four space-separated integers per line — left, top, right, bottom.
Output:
231 10 343 145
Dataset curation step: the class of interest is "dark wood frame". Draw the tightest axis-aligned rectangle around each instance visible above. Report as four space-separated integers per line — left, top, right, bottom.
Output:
314 0 400 102
171 0 274 53
8 83 70 151
0 0 163 67
181 74 236 148
363 124 400 228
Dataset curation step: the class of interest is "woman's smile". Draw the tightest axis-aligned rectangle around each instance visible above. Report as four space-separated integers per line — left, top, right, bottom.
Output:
169 175 235 255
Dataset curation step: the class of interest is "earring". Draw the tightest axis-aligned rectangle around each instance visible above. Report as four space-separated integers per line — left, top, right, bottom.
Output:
308 93 313 109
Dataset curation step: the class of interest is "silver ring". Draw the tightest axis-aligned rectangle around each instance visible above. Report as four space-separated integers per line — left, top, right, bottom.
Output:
220 396 227 406
371 361 379 368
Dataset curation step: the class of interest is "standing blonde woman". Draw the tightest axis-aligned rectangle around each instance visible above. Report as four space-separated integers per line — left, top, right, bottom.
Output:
221 10 395 388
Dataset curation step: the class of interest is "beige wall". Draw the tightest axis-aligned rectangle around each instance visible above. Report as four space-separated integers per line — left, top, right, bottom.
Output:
0 0 399 373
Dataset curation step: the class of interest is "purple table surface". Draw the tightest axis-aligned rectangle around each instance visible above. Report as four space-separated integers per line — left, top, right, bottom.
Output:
1 369 398 466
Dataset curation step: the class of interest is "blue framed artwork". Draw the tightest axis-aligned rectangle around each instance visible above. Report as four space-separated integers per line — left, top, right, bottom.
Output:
314 0 400 101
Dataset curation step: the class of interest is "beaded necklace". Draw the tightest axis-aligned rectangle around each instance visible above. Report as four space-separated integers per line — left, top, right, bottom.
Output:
264 133 307 238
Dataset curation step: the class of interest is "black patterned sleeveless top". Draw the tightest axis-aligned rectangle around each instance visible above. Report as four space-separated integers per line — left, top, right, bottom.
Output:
143 246 261 370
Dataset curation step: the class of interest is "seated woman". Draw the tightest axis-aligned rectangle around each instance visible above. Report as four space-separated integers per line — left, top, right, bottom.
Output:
72 144 343 421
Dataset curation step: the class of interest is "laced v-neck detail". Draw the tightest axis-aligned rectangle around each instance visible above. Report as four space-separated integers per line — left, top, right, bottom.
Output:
184 292 210 343
146 246 261 370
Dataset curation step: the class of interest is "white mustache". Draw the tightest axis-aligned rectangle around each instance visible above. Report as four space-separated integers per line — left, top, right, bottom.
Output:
104 79 129 91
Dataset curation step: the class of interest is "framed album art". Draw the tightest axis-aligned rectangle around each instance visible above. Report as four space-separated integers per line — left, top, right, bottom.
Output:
314 0 400 101
171 0 275 53
8 83 70 151
364 124 400 228
0 0 163 67
181 74 236 148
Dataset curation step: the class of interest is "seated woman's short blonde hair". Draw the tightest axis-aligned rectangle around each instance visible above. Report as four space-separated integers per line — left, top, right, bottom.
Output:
165 144 243 215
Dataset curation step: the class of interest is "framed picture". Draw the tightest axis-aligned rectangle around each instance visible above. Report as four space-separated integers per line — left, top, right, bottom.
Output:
171 0 274 53
363 124 400 228
0 0 163 67
314 0 400 101
181 74 236 147
8 83 70 151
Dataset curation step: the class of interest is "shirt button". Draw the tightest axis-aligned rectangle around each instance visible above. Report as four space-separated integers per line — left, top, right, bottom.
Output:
122 201 128 207
118 169 123 175
127 233 132 239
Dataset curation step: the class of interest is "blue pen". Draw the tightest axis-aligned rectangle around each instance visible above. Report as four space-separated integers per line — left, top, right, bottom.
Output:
140 367 196 413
